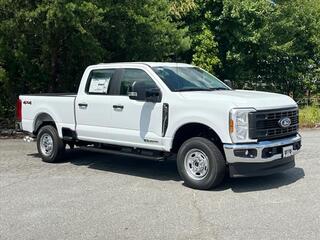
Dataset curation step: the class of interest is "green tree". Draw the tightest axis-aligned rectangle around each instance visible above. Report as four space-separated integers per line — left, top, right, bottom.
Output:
186 0 320 98
102 0 190 62
0 0 190 123
192 26 220 73
261 0 320 98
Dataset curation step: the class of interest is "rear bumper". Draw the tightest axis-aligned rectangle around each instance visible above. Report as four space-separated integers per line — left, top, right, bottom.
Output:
223 134 301 177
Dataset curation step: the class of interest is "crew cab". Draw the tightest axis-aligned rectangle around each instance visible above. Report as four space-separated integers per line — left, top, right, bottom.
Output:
16 62 302 189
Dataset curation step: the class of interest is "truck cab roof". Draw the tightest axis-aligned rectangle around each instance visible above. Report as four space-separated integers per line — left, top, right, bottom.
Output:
93 62 193 68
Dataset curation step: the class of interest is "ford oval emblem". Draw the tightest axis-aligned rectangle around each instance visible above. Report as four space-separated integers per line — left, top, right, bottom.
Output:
279 117 291 128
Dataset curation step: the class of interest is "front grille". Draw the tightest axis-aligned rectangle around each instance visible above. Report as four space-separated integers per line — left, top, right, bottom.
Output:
249 108 299 140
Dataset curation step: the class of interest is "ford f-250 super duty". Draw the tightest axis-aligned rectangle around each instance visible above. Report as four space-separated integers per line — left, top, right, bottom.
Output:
16 62 302 189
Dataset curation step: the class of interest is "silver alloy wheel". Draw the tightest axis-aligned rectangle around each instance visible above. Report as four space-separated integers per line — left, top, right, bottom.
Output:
40 133 54 157
184 149 209 180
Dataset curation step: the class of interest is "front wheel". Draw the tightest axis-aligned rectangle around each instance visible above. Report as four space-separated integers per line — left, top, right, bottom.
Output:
37 125 65 163
177 137 225 190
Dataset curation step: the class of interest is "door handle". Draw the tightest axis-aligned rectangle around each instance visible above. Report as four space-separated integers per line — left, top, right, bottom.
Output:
78 103 88 109
113 105 124 110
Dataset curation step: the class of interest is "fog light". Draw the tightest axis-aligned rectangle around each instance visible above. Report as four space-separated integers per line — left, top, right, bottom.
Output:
293 141 301 150
262 146 282 158
234 149 257 158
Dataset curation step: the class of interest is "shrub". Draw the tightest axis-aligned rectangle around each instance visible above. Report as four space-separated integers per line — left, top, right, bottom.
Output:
299 105 320 128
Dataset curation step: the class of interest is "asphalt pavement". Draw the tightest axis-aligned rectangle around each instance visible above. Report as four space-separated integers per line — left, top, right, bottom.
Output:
0 130 319 240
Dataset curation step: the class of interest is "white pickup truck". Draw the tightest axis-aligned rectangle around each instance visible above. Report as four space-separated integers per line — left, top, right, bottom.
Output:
17 62 302 189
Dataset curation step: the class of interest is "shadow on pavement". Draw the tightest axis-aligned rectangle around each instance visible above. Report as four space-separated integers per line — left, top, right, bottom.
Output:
65 149 180 182
28 149 305 191
215 167 305 193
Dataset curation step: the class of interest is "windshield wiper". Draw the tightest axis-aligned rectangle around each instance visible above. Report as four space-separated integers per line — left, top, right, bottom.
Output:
176 88 212 92
208 87 229 91
176 87 229 92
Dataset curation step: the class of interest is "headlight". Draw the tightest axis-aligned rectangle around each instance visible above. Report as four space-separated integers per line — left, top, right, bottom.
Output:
229 108 256 143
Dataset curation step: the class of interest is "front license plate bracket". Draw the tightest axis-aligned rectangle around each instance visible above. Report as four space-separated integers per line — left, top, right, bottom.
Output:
283 145 294 158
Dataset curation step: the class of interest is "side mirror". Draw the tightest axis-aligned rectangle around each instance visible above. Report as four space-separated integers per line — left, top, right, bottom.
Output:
128 91 138 100
128 81 146 101
224 79 233 89
146 88 162 103
128 81 161 103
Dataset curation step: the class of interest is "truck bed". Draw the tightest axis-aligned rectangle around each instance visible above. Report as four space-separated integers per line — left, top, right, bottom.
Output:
19 94 76 137
23 93 76 97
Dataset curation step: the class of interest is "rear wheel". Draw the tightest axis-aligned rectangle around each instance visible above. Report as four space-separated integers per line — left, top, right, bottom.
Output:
177 137 225 190
37 125 65 163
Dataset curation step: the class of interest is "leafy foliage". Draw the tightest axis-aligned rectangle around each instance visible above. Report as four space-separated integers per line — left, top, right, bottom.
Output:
0 0 190 121
299 105 320 128
192 26 220 73
0 0 319 125
187 0 320 97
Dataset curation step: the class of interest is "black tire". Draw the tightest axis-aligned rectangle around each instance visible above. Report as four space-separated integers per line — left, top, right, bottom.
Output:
37 125 65 163
177 137 225 190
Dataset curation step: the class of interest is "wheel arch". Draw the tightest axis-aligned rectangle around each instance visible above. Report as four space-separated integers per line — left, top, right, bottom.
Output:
171 122 224 155
33 112 57 135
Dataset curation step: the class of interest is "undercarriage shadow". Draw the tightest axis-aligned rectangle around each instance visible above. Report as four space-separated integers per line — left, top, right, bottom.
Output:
28 149 305 191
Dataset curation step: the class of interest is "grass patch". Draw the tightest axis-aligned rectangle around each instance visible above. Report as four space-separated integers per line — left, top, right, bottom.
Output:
299 105 320 128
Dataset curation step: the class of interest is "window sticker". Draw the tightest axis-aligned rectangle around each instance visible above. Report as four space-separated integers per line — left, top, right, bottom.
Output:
89 77 110 93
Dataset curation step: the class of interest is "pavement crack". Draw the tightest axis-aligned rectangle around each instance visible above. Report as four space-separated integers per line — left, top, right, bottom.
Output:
190 192 218 240
192 192 203 224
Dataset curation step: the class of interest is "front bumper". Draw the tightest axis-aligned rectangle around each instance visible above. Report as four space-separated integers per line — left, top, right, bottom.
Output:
223 134 301 177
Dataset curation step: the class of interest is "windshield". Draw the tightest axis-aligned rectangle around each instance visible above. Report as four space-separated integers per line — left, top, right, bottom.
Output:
152 66 230 92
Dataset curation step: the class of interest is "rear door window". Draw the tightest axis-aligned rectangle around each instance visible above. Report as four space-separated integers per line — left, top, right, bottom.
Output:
86 69 115 94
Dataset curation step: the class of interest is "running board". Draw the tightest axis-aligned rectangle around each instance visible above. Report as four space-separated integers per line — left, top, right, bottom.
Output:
80 146 167 161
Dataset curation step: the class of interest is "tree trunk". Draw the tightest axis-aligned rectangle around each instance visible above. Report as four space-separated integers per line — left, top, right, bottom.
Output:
48 47 59 93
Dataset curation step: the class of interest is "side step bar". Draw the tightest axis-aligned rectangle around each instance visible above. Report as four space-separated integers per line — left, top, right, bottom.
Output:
80 146 168 161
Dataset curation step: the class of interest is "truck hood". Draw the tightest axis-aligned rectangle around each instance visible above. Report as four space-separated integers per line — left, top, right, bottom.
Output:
178 90 297 110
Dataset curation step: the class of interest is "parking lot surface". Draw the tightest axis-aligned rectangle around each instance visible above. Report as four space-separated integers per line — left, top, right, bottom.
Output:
0 130 320 240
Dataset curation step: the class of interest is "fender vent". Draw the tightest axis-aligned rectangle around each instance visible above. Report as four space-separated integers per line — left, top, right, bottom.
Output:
162 103 169 137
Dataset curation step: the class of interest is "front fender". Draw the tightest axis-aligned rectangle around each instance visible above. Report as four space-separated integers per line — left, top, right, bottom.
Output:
166 114 232 144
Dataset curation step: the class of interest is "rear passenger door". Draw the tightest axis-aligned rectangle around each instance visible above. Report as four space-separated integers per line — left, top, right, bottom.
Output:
109 68 163 150
75 68 117 141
